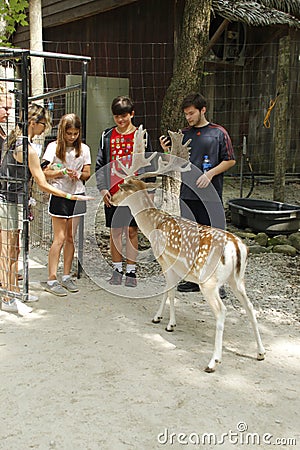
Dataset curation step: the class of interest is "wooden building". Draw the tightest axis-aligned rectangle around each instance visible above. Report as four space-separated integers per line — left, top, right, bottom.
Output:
12 0 300 175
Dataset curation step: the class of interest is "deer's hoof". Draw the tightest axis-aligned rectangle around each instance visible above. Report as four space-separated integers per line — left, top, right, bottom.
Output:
152 317 162 324
204 366 216 373
257 352 265 361
165 324 176 332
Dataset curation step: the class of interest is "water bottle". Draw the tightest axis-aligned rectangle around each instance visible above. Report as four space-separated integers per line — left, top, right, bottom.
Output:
50 163 63 170
202 155 212 173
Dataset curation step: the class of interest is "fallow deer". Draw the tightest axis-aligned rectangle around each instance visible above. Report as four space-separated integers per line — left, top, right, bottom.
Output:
111 125 265 372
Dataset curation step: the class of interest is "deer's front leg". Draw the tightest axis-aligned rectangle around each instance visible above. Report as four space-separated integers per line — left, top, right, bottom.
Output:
152 288 176 332
152 291 168 324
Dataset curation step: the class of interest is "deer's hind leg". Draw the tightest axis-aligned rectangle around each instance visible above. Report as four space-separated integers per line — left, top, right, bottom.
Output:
200 282 226 372
228 277 265 361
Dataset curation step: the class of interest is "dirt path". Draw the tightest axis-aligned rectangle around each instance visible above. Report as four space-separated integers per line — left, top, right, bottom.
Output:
0 243 299 449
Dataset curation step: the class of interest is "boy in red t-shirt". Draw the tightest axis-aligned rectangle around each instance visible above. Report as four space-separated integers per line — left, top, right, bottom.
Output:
95 96 153 287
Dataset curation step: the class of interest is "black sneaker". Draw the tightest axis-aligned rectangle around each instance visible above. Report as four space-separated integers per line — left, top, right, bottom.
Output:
177 281 200 292
109 269 123 285
125 272 137 287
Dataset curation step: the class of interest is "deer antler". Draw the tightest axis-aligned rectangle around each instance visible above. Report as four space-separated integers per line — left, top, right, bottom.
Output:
112 125 157 179
112 126 192 180
138 129 192 178
168 130 191 161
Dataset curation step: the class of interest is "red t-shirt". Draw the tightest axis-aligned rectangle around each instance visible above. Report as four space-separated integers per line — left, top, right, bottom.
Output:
110 127 136 195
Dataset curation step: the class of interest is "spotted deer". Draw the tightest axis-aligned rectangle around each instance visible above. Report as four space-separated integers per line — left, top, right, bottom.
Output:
111 125 265 372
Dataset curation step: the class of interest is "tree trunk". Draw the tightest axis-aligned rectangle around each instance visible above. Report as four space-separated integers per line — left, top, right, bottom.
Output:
29 0 45 248
160 0 212 212
273 34 290 202
29 0 44 98
161 0 213 133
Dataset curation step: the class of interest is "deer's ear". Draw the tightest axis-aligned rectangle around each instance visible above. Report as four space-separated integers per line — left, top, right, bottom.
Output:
119 182 131 191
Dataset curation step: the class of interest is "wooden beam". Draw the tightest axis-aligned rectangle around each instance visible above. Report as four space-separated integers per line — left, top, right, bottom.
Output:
206 19 230 52
42 0 139 28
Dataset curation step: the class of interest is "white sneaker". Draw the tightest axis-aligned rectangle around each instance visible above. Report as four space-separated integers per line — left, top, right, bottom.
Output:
2 299 33 316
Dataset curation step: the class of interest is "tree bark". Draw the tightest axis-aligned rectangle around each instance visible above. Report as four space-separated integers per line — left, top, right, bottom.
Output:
273 34 290 202
29 0 44 97
160 0 212 211
160 0 213 133
29 0 45 248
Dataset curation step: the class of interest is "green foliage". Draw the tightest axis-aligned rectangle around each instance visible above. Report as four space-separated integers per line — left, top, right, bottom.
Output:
0 0 29 46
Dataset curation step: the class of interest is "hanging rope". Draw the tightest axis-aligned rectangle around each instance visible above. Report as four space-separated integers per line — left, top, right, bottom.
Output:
263 93 280 128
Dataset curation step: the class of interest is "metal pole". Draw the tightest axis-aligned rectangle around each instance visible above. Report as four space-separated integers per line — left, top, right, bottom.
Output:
240 135 247 197
21 52 30 299
77 61 88 278
0 47 91 62
81 61 88 142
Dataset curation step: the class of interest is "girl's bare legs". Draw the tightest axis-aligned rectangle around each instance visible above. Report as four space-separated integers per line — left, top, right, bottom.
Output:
48 217 67 280
63 216 79 276
0 229 20 300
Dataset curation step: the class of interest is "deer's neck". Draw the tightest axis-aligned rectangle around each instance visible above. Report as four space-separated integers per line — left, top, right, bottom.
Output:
125 191 159 238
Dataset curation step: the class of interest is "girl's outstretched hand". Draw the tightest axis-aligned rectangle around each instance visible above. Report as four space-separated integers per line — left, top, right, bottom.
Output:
72 194 95 201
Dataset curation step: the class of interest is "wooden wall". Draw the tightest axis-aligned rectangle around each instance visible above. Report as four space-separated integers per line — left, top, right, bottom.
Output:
203 27 300 174
41 0 176 152
12 0 300 174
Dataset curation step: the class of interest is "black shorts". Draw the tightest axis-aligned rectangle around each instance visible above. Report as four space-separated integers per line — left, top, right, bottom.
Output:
104 204 137 228
180 199 225 229
49 194 86 218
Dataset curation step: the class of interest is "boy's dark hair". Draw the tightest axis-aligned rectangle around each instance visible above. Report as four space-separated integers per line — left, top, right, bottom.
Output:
111 96 134 115
181 92 207 111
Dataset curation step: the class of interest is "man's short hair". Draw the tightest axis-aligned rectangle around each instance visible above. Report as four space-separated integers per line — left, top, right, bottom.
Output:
181 92 207 111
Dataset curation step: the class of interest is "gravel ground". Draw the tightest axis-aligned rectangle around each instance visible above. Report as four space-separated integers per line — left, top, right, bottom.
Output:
82 177 299 325
1 177 299 449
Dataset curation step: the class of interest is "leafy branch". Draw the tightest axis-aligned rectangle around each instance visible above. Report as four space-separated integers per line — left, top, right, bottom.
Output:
0 0 29 46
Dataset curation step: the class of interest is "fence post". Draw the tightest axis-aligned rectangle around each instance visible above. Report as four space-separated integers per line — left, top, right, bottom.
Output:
77 61 88 278
21 51 30 298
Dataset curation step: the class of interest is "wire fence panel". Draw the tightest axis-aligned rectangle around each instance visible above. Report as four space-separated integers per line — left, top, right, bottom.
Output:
0 48 90 301
0 38 299 300
43 39 300 178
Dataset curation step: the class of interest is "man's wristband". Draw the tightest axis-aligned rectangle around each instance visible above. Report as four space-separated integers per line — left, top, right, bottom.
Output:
61 168 67 175
66 193 72 200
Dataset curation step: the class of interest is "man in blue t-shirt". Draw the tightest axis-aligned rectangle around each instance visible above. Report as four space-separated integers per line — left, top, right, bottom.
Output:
160 92 236 294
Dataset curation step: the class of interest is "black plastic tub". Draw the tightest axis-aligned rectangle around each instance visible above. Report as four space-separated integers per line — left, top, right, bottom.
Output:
228 198 300 235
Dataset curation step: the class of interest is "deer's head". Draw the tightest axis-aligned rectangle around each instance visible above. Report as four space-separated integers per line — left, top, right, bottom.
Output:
111 177 156 207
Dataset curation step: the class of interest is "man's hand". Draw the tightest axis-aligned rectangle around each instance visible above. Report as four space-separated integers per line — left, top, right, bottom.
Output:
196 172 212 188
159 135 171 153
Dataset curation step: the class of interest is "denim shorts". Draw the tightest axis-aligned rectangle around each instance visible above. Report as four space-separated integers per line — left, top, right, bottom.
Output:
0 202 23 230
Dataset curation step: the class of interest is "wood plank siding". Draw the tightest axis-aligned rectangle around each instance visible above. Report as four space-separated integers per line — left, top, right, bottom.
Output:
42 0 139 28
13 0 138 45
12 0 300 173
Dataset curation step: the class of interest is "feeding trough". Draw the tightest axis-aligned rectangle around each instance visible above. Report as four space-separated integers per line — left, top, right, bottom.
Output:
228 198 300 235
